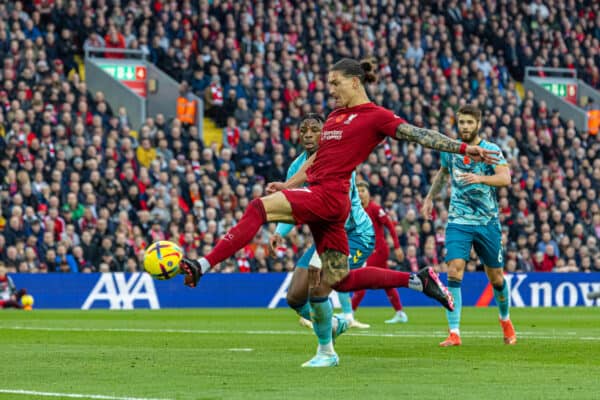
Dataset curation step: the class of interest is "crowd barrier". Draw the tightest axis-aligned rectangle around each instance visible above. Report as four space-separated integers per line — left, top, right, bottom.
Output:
8 272 600 310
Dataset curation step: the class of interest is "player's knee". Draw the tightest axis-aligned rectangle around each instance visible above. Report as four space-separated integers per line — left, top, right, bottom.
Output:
447 261 465 278
448 271 461 281
320 249 349 285
249 198 265 211
488 271 505 289
286 291 306 310
246 198 267 221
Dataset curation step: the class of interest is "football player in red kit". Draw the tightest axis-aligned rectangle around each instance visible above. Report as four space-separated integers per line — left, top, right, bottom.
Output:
351 181 408 324
179 58 499 367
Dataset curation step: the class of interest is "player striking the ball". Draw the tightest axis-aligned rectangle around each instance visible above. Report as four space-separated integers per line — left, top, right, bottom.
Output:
270 113 375 334
180 58 499 366
422 104 516 346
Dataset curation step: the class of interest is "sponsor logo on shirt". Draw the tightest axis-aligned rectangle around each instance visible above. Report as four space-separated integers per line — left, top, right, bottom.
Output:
322 130 343 140
344 114 358 125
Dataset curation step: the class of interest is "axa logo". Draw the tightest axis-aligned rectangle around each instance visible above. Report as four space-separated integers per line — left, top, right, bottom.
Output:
81 273 160 310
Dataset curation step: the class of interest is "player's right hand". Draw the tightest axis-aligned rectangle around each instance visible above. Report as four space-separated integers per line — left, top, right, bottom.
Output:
421 197 433 220
269 234 282 257
308 266 321 289
465 145 500 164
266 181 285 194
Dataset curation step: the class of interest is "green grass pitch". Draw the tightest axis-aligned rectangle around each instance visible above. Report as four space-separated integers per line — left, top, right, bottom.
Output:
1 307 598 400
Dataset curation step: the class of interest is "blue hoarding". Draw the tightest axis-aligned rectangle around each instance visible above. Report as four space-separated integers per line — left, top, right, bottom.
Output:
8 272 600 310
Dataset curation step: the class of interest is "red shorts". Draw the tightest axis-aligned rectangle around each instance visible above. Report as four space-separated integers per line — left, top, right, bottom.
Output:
367 246 390 268
282 185 350 255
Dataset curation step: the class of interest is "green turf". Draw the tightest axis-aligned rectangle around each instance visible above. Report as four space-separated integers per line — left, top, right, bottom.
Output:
0 307 598 400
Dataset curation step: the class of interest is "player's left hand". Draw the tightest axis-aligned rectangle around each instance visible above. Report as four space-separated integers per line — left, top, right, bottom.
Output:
266 182 286 194
465 145 500 164
459 172 483 184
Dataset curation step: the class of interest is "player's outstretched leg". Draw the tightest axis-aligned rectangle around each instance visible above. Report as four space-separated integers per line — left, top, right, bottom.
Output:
416 267 454 311
179 257 204 287
180 198 268 287
302 297 339 367
384 289 408 324
333 266 454 311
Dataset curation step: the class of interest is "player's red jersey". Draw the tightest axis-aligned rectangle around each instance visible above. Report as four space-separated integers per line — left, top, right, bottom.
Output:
283 103 405 256
364 201 400 267
306 103 406 192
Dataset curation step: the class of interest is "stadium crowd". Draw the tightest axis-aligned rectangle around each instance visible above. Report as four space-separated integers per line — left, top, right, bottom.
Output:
0 0 599 275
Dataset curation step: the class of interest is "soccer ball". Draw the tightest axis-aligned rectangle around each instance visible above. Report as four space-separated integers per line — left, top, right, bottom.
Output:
143 241 183 280
21 294 34 310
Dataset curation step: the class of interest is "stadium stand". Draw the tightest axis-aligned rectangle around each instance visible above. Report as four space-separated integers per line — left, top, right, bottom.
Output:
0 0 599 274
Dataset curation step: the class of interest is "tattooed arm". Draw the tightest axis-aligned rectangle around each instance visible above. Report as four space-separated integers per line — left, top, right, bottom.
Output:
396 123 462 153
395 123 500 164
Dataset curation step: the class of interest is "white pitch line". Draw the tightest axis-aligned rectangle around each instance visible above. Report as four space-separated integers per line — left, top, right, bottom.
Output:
0 389 171 400
0 325 598 341
228 348 254 352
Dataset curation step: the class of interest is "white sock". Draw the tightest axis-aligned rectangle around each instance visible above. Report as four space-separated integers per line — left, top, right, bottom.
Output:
450 328 460 335
343 313 354 321
397 310 405 316
318 341 335 355
408 274 423 291
197 257 211 273
500 313 510 321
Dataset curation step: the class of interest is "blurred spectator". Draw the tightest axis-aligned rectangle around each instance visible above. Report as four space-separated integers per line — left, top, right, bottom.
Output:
104 26 126 59
0 0 598 275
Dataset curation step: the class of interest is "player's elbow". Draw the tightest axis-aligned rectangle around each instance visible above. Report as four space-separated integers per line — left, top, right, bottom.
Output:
500 173 511 187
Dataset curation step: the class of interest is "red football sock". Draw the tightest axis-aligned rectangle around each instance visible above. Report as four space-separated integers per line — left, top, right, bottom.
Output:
385 288 403 311
351 290 366 310
205 199 266 267
332 267 410 292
